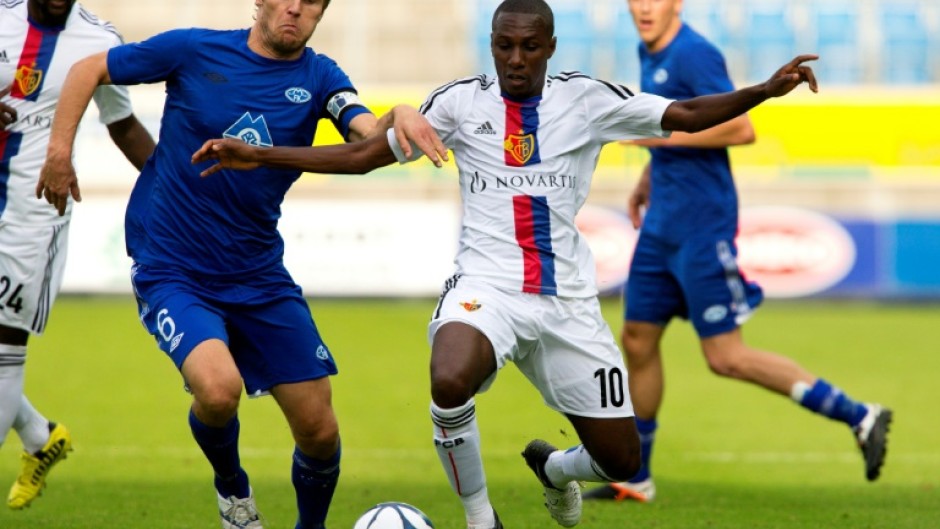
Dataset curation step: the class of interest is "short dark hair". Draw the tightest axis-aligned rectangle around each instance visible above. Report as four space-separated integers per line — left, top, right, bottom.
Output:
492 0 555 36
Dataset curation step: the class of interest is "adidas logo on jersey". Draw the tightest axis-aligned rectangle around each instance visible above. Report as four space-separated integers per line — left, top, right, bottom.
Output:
473 121 496 135
0 50 8 63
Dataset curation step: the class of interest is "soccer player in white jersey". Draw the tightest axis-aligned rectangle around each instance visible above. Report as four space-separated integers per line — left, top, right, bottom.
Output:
191 1 819 526
0 0 154 510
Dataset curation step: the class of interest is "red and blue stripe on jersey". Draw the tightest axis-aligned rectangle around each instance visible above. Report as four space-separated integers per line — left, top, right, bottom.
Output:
503 95 541 167
0 131 23 213
503 96 555 295
11 22 59 101
513 195 557 295
2 23 58 213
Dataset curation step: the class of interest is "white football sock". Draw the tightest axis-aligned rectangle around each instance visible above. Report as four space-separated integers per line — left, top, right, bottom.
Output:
431 399 493 527
0 344 27 447
545 444 614 486
14 395 50 454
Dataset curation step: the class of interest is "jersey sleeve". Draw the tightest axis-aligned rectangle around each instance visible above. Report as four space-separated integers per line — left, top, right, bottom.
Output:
106 29 191 85
316 57 372 141
585 80 674 143
92 23 134 124
91 84 133 125
681 43 735 96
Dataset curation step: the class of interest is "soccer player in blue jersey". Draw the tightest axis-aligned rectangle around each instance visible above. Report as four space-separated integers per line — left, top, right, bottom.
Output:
190 2 824 527
35 1 443 528
582 0 892 504
1 0 155 510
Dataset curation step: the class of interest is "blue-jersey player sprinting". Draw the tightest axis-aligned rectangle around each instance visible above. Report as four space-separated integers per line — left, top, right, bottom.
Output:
584 0 892 503
34 1 444 528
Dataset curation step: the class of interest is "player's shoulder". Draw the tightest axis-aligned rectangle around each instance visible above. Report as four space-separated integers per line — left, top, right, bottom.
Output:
675 24 725 61
0 0 26 18
430 74 497 97
419 74 497 112
548 71 635 100
69 3 124 41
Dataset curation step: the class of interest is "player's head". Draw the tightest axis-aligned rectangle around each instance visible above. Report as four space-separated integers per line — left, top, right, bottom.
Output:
252 0 330 60
490 0 557 99
29 0 77 27
627 0 684 52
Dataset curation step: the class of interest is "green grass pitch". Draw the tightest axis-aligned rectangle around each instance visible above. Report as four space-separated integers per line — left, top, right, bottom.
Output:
1 296 938 528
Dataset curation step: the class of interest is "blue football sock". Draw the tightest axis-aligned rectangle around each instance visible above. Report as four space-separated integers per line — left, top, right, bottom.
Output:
188 409 250 499
629 417 657 483
292 442 341 529
797 379 868 427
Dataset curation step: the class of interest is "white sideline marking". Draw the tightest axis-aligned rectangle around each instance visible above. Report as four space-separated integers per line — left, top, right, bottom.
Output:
45 446 940 465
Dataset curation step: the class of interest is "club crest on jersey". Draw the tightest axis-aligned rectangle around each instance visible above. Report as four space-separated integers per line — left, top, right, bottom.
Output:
285 87 312 104
223 112 274 147
15 65 42 97
459 299 482 312
504 133 536 166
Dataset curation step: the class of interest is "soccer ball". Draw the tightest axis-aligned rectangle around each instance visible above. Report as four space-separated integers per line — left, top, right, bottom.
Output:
352 502 434 529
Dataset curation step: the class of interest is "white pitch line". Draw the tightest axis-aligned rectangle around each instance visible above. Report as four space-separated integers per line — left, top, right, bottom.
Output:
33 446 940 465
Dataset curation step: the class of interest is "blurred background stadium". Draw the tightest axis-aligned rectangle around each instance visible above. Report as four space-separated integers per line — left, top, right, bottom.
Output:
67 0 939 300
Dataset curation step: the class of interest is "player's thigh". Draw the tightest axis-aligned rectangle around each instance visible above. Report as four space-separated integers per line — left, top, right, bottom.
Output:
0 221 69 335
131 263 230 371
517 296 635 419
624 232 684 326
226 292 337 397
429 275 519 396
677 236 764 338
181 338 243 408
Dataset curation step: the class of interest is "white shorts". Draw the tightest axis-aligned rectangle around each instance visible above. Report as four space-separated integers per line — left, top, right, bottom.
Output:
429 275 634 419
0 221 69 335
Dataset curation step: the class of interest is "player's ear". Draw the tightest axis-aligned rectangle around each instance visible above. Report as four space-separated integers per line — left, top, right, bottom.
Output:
547 36 557 59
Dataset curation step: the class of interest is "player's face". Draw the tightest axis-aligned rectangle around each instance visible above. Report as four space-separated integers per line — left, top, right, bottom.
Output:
628 0 683 52
29 0 76 26
491 12 556 99
254 0 326 59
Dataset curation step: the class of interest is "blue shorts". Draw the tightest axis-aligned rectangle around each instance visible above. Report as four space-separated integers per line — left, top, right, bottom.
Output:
130 263 337 396
624 231 764 338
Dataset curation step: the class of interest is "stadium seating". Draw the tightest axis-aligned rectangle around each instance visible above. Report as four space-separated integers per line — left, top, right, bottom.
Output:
470 0 937 86
881 1 931 84
742 3 797 82
813 1 861 84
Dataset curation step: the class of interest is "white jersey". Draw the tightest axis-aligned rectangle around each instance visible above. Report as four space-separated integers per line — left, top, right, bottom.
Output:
0 1 132 225
391 73 673 298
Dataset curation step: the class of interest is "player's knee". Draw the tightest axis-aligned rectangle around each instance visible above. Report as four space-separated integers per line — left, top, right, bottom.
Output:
595 449 642 483
704 351 744 379
293 419 340 458
193 385 241 420
429 374 475 409
622 329 655 366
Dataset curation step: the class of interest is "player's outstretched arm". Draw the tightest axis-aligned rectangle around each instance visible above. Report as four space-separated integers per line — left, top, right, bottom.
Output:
662 54 818 134
37 51 113 216
192 132 398 177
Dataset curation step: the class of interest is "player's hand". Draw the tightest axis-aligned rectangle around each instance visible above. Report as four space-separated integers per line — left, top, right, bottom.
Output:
764 54 819 97
628 164 652 229
391 105 448 167
627 185 649 229
36 153 80 217
191 138 262 177
0 83 18 129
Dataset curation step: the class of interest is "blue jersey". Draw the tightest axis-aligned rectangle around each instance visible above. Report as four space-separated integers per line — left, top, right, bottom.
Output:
638 24 737 244
108 28 370 278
